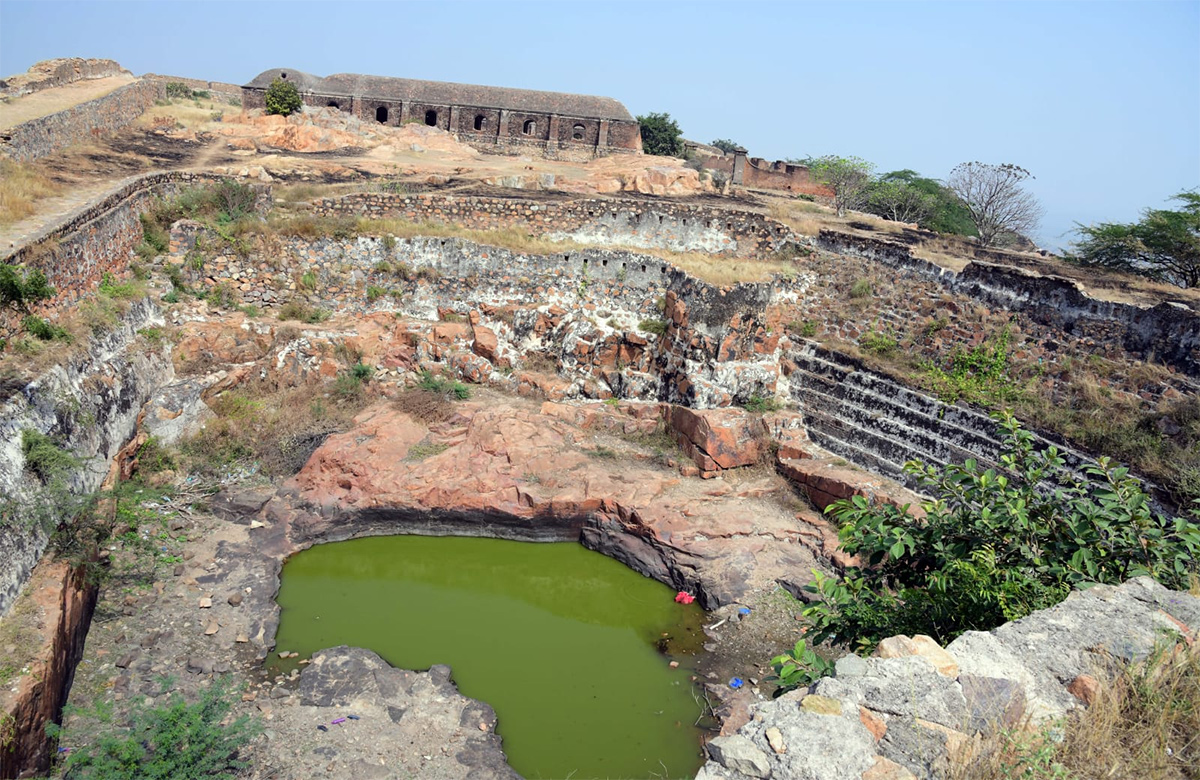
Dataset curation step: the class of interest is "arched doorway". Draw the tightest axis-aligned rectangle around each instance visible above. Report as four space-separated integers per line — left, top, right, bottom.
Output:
376 106 389 124
425 110 438 126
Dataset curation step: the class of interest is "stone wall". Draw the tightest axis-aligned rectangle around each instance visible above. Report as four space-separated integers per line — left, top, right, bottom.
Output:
0 79 164 162
1 172 270 338
312 193 796 257
142 73 243 103
817 230 1200 380
0 58 128 99
698 577 1200 780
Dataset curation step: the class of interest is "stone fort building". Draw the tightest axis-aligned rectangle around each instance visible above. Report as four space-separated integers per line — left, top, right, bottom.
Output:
242 68 642 160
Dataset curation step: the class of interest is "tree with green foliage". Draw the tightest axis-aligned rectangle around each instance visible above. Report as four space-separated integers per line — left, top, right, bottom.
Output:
807 155 875 217
636 112 685 158
866 176 937 225
0 264 54 314
1071 191 1200 289
799 412 1200 655
51 676 259 779
946 162 1044 247
264 77 302 117
710 138 742 154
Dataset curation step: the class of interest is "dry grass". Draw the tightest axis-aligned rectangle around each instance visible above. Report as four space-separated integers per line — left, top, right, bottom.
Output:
179 376 373 478
960 641 1199 780
134 97 239 132
393 387 458 424
0 158 63 224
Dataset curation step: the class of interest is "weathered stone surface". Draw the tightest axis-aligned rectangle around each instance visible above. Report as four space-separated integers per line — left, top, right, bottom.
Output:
669 406 763 472
862 755 918 780
1066 673 1101 706
707 735 772 778
959 674 1025 733
874 634 959 677
801 694 843 716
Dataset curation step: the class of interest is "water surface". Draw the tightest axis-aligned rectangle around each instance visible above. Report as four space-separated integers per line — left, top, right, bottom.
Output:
273 535 708 779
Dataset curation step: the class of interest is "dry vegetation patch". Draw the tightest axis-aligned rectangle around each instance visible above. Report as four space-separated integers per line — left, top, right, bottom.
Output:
0 158 63 224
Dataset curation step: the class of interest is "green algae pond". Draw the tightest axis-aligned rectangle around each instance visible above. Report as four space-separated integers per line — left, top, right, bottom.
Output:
272 535 710 779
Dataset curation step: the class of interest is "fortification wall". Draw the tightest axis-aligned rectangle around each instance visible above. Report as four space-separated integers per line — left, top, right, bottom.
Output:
142 73 242 103
312 193 795 257
817 230 1200 380
0 79 164 162
1 172 269 337
0 58 128 99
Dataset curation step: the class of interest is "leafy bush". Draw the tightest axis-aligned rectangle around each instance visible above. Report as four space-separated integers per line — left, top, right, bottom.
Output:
768 639 833 695
264 77 302 117
848 278 873 299
858 330 898 357
350 362 375 381
52 676 258 779
417 370 470 400
636 112 685 157
802 412 1200 652
788 319 819 338
21 429 77 483
744 394 782 413
710 138 742 154
925 326 1024 406
0 264 55 313
22 314 69 341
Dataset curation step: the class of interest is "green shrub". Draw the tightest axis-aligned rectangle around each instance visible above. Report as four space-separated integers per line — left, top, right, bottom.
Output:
417 370 470 400
264 78 302 116
21 429 77 483
802 412 1200 653
767 639 833 696
925 326 1023 406
51 676 258 779
848 278 873 299
744 394 782 413
140 213 170 254
98 272 140 300
22 315 69 341
788 319 819 338
351 362 375 381
637 319 668 336
0 264 55 314
298 271 318 291
858 330 898 357
366 284 387 303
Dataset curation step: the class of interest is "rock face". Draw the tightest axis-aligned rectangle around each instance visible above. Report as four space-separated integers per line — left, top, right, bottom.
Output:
698 577 1200 780
277 398 821 608
295 647 518 779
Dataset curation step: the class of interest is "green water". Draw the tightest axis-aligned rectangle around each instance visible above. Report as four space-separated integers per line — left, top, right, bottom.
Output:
273 535 709 779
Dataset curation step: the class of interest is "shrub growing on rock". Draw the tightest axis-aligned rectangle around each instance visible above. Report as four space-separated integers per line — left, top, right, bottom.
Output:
264 77 302 117
802 411 1200 651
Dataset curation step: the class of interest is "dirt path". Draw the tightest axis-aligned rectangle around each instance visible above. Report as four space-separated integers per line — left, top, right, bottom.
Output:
0 75 136 130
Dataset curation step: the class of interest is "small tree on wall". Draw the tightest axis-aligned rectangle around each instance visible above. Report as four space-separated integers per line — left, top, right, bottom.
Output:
264 78 302 117
637 113 685 157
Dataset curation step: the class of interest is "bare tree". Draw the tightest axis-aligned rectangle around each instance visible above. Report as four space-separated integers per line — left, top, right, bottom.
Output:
946 162 1044 247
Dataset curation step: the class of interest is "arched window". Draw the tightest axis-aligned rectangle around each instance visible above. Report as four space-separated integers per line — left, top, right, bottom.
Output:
572 123 585 141
474 114 486 131
425 110 438 126
523 119 536 136
375 106 388 124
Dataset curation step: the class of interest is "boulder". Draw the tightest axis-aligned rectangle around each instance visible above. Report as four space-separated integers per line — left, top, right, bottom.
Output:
668 406 763 473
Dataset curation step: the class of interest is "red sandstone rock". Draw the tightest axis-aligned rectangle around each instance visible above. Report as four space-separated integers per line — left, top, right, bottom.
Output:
669 407 763 472
859 706 887 741
1067 674 1101 706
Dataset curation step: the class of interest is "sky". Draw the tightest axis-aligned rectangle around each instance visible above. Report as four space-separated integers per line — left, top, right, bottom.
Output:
1 0 1197 249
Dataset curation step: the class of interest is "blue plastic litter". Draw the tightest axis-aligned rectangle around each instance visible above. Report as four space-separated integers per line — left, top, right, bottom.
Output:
317 724 328 732
737 607 751 615
347 714 360 720
729 677 744 689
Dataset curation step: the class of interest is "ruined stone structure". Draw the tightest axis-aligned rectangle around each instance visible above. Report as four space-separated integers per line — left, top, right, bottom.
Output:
685 144 832 196
241 68 642 161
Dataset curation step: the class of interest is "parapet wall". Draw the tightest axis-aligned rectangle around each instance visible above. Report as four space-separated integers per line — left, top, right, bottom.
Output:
1 171 269 336
817 230 1200 379
312 193 796 257
0 58 128 99
142 73 243 103
0 79 164 162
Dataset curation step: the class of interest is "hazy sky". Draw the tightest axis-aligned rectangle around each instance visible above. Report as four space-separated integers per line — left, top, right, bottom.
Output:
2 1 1197 249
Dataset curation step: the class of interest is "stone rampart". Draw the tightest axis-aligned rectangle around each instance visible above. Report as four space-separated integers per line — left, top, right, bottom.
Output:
0 79 164 162
0 58 128 99
142 73 243 103
1 172 270 337
311 193 795 257
818 230 1200 379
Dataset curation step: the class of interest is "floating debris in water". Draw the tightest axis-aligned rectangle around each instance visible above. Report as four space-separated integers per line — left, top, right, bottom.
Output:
674 591 695 604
